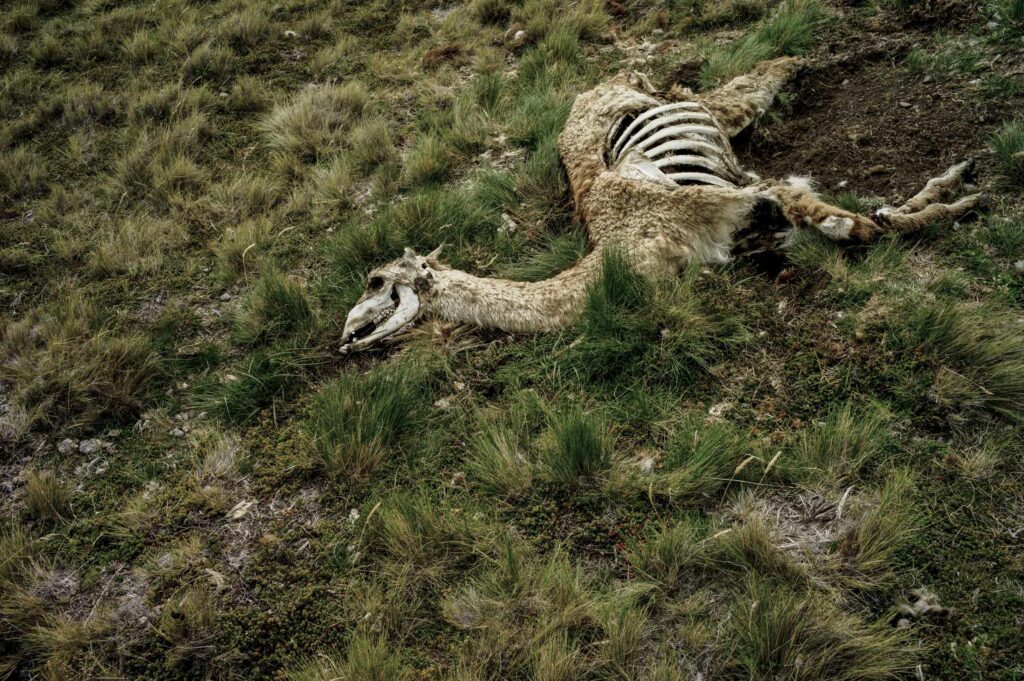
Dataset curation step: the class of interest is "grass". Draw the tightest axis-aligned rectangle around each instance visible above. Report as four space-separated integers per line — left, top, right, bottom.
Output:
539 407 614 486
232 269 315 346
991 118 1024 182
308 357 431 479
788 401 893 488
699 0 824 88
2 0 1023 677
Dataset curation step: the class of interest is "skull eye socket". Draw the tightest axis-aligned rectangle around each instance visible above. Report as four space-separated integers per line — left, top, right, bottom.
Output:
367 276 384 291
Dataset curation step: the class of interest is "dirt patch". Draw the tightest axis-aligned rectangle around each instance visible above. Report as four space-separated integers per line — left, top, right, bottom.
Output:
737 58 993 199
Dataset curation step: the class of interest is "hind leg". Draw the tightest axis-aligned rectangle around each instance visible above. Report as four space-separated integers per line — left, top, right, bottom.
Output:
871 160 988 234
696 57 803 138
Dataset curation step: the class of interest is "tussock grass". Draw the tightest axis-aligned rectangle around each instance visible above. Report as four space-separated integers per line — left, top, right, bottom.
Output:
729 579 912 680
907 45 982 80
309 358 429 479
700 0 823 88
313 156 356 213
0 146 47 199
0 295 157 430
627 518 709 588
788 231 907 304
88 216 186 277
287 636 410 681
156 587 217 664
373 492 482 578
903 302 1024 421
539 407 614 486
789 402 893 488
23 470 70 523
502 230 588 282
311 34 362 78
572 250 748 388
402 133 457 187
233 269 314 345
650 416 749 504
991 118 1024 182
191 428 240 484
349 119 397 173
181 42 232 85
213 217 273 282
469 414 534 497
218 7 270 48
840 470 919 585
259 82 369 164
721 516 804 582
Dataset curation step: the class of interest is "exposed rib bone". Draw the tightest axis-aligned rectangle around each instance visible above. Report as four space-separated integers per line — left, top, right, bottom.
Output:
645 138 724 159
631 125 722 155
653 154 724 172
613 111 713 160
666 171 736 188
611 102 704 157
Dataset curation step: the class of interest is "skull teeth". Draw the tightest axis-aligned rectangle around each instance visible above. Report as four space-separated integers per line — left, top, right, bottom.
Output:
371 304 397 325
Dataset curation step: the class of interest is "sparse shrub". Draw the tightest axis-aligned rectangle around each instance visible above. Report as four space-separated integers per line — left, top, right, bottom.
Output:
287 636 411 681
309 358 429 479
1 146 47 199
23 470 70 523
728 578 912 680
260 82 369 163
991 118 1024 182
88 216 186 276
181 42 232 85
232 269 315 345
788 402 892 487
539 407 613 486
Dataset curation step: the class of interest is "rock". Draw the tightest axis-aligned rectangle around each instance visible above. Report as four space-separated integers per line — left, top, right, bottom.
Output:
923 74 933 83
283 29 297 38
220 292 232 302
57 438 78 455
987 20 999 30
866 164 888 176
899 101 912 108
170 427 186 437
79 438 103 455
434 397 453 410
836 180 850 189
896 618 912 629
1014 260 1024 272
499 212 517 235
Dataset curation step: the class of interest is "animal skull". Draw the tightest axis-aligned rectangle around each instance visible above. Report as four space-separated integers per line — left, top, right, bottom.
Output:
339 246 442 352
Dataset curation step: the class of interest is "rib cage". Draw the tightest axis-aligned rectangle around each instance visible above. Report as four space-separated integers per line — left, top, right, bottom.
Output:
606 102 742 188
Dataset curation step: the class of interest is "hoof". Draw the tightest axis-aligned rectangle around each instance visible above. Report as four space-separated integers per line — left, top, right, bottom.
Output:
962 157 978 185
975 192 991 214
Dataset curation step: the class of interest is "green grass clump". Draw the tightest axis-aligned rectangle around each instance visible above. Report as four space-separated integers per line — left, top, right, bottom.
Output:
903 302 1024 421
699 0 823 88
88 216 186 277
840 470 919 586
650 416 749 504
906 45 982 80
991 118 1024 182
501 230 588 282
789 402 892 488
571 250 748 388
233 270 314 346
0 295 157 430
627 518 709 589
0 146 47 199
23 470 70 523
540 407 613 486
308 358 429 479
720 516 803 582
402 133 457 187
259 81 369 164
213 217 273 283
469 415 534 497
728 579 912 680
287 636 410 681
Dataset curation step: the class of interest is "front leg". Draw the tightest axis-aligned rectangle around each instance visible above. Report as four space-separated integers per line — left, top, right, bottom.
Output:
759 178 883 242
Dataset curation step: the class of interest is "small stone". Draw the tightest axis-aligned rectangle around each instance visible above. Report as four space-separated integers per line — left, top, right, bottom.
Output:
841 78 849 86
866 164 887 176
987 20 999 29
499 212 517 235
836 180 850 189
969 78 982 86
57 438 78 455
283 29 297 38
79 439 103 455
348 508 360 523
434 397 452 410
220 292 232 302
105 429 121 438
899 101 912 108
896 618 912 629
1014 260 1024 272
219 91 228 98
922 74 933 83
170 427 186 437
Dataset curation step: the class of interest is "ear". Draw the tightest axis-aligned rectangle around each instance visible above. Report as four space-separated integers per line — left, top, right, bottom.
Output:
425 244 445 267
402 247 418 264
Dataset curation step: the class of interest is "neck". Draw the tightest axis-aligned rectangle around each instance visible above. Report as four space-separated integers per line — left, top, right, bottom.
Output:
428 250 605 333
